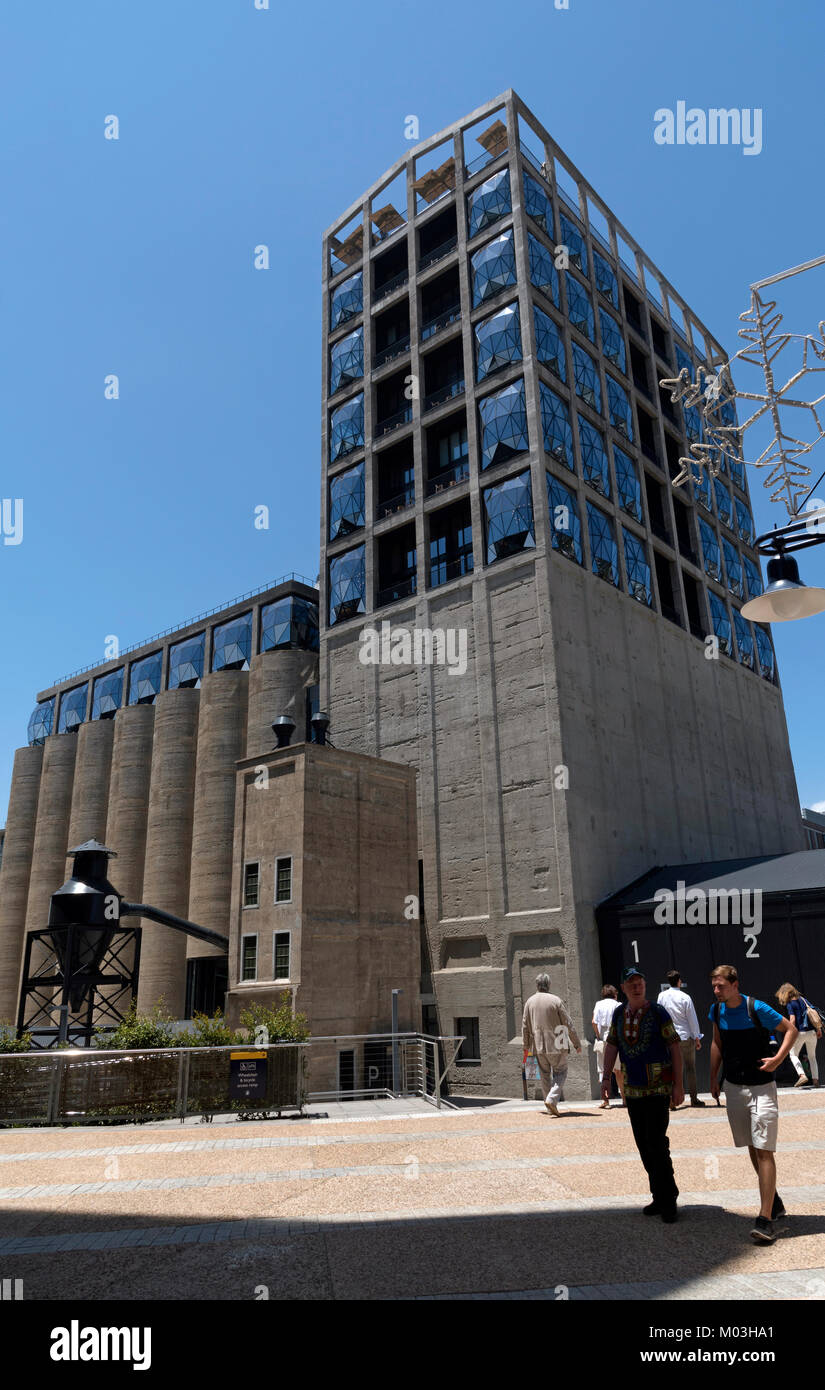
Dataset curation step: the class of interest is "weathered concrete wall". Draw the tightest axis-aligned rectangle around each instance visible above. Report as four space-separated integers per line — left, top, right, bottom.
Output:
23 735 78 938
105 705 155 904
0 745 44 1018
246 650 318 761
187 671 248 961
65 719 114 873
137 690 200 1014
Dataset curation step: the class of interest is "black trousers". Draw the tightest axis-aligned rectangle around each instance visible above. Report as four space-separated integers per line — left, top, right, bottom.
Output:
626 1096 679 1207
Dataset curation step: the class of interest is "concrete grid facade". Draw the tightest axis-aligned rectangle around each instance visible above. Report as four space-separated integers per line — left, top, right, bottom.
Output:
319 91 805 1097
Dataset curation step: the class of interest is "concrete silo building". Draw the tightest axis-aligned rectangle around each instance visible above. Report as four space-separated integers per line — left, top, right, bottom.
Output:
319 90 805 1096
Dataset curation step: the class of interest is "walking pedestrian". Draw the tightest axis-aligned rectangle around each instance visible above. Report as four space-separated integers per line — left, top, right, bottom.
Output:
657 970 705 1109
775 983 821 1087
709 964 798 1245
592 984 624 1107
600 966 684 1222
522 974 581 1117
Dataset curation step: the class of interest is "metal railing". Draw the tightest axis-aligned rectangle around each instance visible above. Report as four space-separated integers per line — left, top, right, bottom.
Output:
430 554 473 587
518 140 544 175
373 336 411 369
376 487 415 520
373 270 409 304
0 1033 464 1125
376 576 417 608
374 403 413 438
425 459 470 496
423 379 465 412
50 575 318 687
418 235 458 272
420 304 462 342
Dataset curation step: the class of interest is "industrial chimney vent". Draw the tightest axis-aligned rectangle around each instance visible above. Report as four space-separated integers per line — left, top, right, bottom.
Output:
311 711 330 745
272 716 296 748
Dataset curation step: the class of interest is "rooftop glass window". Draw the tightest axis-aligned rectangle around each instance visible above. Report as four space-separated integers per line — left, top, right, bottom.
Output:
693 468 712 512
329 545 366 625
471 229 517 307
533 304 566 381
572 342 601 413
743 555 763 601
546 472 583 564
329 460 365 540
128 652 162 706
559 212 587 276
212 613 252 672
523 170 554 236
599 306 625 373
329 393 364 463
587 503 619 587
606 376 633 441
475 302 522 381
540 381 574 470
329 212 363 277
330 270 363 329
708 591 732 656
527 232 560 307
699 517 722 582
565 273 595 341
57 683 89 733
329 327 364 395
755 626 775 681
593 249 618 306
714 478 732 528
623 529 653 606
478 378 528 469
261 596 320 653
735 498 755 546
27 697 55 746
483 470 536 563
467 168 511 238
614 445 642 521
733 610 755 669
168 634 205 690
578 416 610 497
722 540 743 598
91 669 124 719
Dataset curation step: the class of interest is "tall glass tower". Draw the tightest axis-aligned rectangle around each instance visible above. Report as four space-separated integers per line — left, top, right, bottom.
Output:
319 91 803 1097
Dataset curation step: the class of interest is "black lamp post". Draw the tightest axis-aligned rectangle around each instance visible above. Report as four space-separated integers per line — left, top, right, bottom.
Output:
741 507 825 623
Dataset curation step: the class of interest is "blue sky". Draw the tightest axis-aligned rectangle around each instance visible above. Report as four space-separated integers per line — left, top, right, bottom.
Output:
1 0 824 816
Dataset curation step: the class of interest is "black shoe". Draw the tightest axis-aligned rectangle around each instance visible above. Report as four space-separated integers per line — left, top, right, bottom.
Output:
771 1193 788 1227
690 1099 706 1107
643 1201 662 1216
660 1206 678 1224
750 1216 775 1245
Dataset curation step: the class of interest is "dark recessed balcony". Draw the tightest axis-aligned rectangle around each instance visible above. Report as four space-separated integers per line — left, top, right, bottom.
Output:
425 460 469 497
376 575 417 608
421 304 462 342
423 379 465 413
650 519 671 546
430 552 473 587
374 404 413 438
376 486 415 520
661 604 682 627
418 235 458 273
641 440 660 466
373 270 409 304
374 336 411 369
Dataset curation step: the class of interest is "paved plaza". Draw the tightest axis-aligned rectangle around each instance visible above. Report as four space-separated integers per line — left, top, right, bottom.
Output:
0 1089 823 1301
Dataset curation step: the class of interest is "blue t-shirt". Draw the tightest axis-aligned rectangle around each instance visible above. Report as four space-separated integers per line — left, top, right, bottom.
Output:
788 998 812 1032
709 998 783 1032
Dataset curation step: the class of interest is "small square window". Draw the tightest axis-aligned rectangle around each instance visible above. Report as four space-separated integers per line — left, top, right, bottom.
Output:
274 931 291 980
241 935 257 982
455 1017 481 1063
243 862 260 908
275 857 293 904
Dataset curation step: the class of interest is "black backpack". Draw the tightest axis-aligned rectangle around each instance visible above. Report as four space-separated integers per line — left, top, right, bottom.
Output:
710 995 776 1086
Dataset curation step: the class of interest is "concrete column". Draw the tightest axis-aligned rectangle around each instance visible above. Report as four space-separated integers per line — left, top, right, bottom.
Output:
187 671 248 962
24 735 78 937
105 704 155 904
65 719 115 874
0 745 44 1019
245 650 318 760
137 689 200 1015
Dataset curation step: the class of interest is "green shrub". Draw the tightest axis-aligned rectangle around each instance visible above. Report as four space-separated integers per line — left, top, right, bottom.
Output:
187 1009 241 1047
239 994 310 1043
0 1021 32 1054
93 1000 179 1051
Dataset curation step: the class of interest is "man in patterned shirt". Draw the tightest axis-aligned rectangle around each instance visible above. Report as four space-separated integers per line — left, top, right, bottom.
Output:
601 966 684 1222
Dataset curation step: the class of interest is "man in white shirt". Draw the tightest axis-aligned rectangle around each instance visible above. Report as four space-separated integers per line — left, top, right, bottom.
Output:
657 970 705 1108
592 984 625 1107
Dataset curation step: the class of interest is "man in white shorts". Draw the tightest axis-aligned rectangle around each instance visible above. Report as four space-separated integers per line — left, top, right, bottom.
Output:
592 984 624 1107
709 964 798 1245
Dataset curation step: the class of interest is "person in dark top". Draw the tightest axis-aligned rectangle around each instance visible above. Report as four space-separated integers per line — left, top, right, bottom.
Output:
601 966 684 1222
709 964 798 1245
776 982 821 1087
